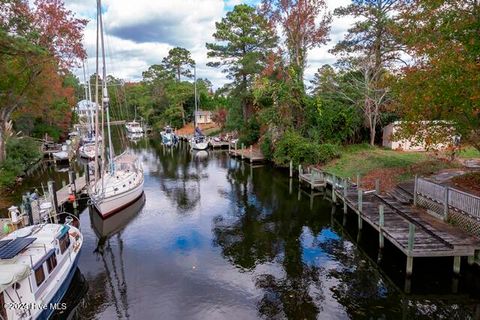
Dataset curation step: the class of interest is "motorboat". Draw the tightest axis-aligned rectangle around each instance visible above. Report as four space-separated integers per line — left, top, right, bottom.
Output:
0 222 83 320
78 142 101 160
125 121 143 134
161 126 178 146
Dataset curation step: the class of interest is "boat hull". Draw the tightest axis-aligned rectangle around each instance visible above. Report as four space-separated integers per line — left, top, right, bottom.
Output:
190 141 209 150
93 179 144 219
37 254 81 320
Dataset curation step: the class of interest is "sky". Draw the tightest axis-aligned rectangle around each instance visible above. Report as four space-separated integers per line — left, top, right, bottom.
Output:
66 0 353 89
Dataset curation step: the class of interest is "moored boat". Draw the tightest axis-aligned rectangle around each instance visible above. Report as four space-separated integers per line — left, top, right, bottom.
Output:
0 222 83 320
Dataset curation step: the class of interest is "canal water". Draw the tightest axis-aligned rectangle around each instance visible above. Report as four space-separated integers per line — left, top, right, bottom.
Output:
6 130 480 319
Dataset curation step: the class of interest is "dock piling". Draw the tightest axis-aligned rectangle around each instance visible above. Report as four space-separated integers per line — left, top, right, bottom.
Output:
22 194 33 225
343 179 348 214
453 256 461 275
379 204 385 249
358 189 363 212
289 160 293 178
241 144 244 160
84 163 90 184
375 179 380 194
298 165 302 182
332 175 337 203
356 173 361 188
250 145 253 163
68 170 76 194
413 174 418 206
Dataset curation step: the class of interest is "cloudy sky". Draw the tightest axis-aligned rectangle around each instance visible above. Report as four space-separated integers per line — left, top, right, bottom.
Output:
67 0 353 89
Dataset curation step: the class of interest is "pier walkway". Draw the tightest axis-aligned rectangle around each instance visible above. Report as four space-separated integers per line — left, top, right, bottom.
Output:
299 169 480 275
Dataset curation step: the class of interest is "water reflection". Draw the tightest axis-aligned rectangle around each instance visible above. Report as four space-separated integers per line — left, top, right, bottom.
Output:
34 131 480 319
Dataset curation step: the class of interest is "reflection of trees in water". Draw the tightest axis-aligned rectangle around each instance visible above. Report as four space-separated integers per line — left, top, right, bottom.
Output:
213 162 326 319
148 139 210 213
320 224 480 319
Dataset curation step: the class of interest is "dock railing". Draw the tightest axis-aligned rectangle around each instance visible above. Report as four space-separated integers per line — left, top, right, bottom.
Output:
415 177 480 221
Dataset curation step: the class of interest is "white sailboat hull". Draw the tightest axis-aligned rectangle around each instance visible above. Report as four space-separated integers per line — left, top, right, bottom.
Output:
94 179 144 218
190 138 209 150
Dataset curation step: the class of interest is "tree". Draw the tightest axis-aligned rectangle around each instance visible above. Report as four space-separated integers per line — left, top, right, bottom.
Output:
394 0 480 151
331 0 403 145
332 0 404 71
261 0 331 83
161 47 195 82
206 4 277 121
0 0 86 162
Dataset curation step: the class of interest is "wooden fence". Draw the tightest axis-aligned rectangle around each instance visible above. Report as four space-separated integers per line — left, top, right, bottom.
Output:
415 177 480 221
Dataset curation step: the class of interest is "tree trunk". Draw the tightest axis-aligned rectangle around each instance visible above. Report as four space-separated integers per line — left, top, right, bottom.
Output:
0 120 5 163
370 125 376 146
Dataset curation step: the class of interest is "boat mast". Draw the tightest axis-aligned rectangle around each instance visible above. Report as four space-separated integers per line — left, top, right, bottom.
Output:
98 0 115 176
82 61 92 136
94 0 100 190
194 65 197 130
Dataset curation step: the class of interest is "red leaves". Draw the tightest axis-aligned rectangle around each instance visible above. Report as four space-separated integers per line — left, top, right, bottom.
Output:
32 0 87 69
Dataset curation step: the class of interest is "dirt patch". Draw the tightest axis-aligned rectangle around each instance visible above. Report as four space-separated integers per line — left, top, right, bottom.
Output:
450 172 480 196
176 122 220 136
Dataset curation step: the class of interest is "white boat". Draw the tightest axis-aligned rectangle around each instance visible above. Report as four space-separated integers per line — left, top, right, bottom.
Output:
88 1 145 219
78 143 100 160
125 121 144 134
0 222 83 320
190 135 209 150
52 145 69 161
89 153 144 218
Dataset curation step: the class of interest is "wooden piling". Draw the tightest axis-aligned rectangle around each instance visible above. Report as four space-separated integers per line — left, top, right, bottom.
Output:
343 179 348 214
379 204 384 249
289 160 293 178
358 189 363 212
413 174 418 206
356 173 361 188
408 223 416 253
47 181 59 223
453 256 461 275
84 163 90 184
375 179 380 194
22 194 33 225
241 143 244 160
298 165 302 182
406 256 414 276
68 170 76 193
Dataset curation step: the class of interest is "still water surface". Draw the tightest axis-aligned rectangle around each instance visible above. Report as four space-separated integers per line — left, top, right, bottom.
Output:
11 132 480 319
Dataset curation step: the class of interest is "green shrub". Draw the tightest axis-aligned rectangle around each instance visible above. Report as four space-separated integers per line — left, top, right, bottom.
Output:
260 132 273 160
238 117 260 146
0 137 42 188
272 131 340 167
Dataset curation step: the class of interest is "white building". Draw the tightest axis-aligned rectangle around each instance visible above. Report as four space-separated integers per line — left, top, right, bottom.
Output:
76 100 97 121
382 121 456 151
195 110 212 124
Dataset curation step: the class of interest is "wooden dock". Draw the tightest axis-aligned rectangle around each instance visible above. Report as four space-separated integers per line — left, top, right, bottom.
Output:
56 175 87 206
229 144 265 163
209 140 230 149
298 169 480 275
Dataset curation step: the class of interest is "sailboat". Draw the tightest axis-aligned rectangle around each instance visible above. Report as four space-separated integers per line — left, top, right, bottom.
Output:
79 60 102 159
189 66 209 150
88 0 144 218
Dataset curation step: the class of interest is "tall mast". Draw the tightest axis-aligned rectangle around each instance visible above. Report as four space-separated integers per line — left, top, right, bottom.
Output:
82 60 92 135
194 65 197 129
98 0 115 175
94 0 100 190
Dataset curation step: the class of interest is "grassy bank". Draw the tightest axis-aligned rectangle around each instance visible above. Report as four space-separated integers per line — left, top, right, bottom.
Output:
322 144 458 191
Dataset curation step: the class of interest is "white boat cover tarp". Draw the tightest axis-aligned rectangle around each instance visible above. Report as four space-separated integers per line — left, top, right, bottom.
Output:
0 263 30 292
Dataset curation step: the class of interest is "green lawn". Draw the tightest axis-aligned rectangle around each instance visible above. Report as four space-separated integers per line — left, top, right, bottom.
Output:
458 147 480 159
323 143 452 180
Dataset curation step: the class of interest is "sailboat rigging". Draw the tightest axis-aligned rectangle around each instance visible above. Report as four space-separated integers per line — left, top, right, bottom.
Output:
189 66 209 150
88 0 144 218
